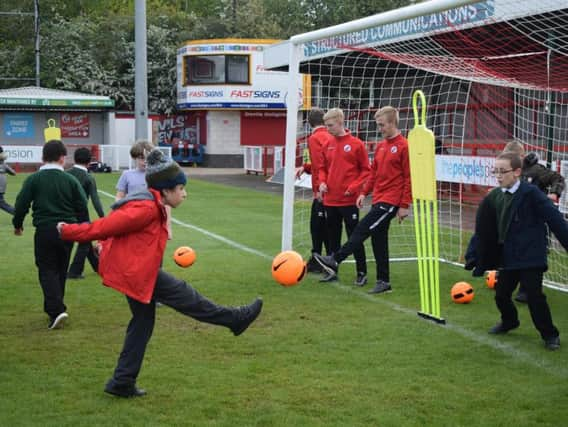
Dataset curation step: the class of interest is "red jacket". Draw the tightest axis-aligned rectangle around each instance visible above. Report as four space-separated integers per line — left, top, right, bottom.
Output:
362 133 412 208
302 127 334 195
60 189 168 304
319 130 370 206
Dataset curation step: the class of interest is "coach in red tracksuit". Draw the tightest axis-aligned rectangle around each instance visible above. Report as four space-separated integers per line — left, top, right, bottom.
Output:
318 108 370 285
296 108 334 272
315 106 412 294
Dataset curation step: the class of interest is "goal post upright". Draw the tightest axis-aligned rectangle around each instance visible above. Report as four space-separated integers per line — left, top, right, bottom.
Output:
282 43 301 251
281 0 481 251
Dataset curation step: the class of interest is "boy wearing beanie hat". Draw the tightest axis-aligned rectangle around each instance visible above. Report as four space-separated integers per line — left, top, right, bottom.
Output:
57 149 263 398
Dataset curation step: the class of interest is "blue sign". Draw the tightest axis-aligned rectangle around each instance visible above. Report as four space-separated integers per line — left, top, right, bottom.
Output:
303 1 495 58
4 114 35 138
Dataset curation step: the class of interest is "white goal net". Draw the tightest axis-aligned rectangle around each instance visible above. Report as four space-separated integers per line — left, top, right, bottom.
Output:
280 0 568 289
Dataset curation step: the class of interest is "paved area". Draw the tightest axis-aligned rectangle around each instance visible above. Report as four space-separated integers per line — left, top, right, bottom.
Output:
183 167 284 194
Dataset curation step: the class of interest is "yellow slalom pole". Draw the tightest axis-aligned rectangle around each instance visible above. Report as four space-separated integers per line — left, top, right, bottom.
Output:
407 90 445 324
433 199 440 318
414 199 426 312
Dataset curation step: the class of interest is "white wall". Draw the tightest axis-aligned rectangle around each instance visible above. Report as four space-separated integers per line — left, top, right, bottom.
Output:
206 111 242 155
113 117 153 146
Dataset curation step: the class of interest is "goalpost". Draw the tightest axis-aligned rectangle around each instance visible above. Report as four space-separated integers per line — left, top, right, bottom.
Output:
281 0 568 289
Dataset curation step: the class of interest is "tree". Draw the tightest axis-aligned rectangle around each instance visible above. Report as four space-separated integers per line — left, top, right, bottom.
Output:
1 0 417 110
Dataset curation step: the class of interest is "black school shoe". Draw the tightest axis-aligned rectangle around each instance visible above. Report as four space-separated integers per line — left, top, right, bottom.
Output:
544 336 560 351
488 321 520 334
231 298 263 336
104 383 147 398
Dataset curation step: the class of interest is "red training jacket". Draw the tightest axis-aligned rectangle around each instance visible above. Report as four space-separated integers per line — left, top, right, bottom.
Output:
302 126 334 195
362 133 412 208
318 130 370 206
60 188 168 304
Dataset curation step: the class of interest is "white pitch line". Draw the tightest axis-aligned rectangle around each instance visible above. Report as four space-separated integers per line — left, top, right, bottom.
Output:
99 189 567 378
329 283 568 378
99 190 272 260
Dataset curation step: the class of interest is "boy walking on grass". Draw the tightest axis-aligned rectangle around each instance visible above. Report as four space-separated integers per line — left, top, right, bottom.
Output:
66 147 105 279
13 140 88 329
58 149 262 398
469 151 568 350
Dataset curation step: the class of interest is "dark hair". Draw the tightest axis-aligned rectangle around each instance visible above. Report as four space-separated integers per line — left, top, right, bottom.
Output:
496 151 522 170
74 147 91 165
43 140 67 162
0 145 3 153
308 108 325 127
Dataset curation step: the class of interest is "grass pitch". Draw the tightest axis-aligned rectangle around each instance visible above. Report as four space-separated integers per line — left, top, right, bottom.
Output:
0 172 567 427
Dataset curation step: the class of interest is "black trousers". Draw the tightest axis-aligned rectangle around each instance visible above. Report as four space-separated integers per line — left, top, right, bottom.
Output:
68 242 99 276
0 192 14 215
496 268 559 340
325 205 366 274
310 198 329 256
34 227 73 318
107 269 237 388
68 213 99 276
335 203 398 282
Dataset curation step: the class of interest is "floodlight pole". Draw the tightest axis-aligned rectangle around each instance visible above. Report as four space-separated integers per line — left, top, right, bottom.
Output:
134 0 148 141
34 0 40 86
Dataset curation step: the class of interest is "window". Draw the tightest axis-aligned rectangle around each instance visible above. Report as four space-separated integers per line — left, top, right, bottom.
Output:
184 54 250 85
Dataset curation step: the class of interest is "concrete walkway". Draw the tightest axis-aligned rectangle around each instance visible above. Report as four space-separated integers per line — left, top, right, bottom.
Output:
182 167 284 195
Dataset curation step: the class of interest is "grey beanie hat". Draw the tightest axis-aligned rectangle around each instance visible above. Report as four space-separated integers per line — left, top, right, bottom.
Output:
145 149 187 190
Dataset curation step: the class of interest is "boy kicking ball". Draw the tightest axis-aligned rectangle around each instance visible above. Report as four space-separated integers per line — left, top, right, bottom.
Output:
57 149 262 397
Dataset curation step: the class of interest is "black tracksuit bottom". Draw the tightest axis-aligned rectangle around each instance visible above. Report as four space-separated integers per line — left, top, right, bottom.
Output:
325 205 367 275
334 203 398 282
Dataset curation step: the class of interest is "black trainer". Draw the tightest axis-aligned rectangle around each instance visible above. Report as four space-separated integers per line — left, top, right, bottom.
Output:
368 280 392 294
319 272 338 283
354 272 367 286
313 254 338 276
231 298 263 336
104 383 147 398
306 256 323 274
488 321 520 334
48 312 68 330
544 335 560 351
514 292 528 304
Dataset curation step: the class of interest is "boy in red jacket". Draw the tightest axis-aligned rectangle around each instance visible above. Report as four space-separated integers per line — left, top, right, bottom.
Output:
316 106 412 294
58 149 262 398
318 108 370 285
